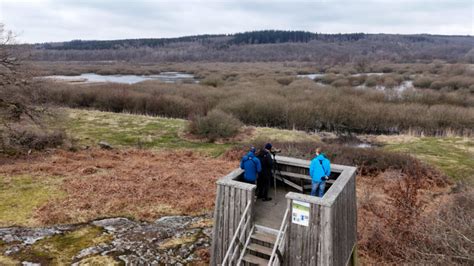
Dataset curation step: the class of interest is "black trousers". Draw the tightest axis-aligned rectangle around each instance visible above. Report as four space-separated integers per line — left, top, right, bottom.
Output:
257 174 271 198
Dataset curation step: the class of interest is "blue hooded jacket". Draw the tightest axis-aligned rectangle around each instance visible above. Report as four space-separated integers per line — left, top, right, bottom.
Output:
240 151 262 182
309 154 331 182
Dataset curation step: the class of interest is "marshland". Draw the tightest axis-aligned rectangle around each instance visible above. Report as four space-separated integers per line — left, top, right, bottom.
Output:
1 27 473 264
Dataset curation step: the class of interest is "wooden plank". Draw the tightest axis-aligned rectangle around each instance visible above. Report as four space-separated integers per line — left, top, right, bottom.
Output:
275 175 303 192
251 232 277 244
219 185 227 263
241 188 248 242
274 155 347 173
312 204 321 266
302 180 335 190
242 254 269 265
286 192 329 206
211 184 222 265
217 179 255 190
247 188 255 240
223 185 230 262
229 186 235 263
247 243 273 256
320 205 333 265
278 170 311 180
234 185 242 262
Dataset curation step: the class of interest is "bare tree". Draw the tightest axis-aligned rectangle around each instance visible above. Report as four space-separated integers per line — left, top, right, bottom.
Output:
0 23 64 153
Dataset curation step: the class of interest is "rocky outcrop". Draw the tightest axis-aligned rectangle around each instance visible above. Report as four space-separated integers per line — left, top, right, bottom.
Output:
0 215 213 265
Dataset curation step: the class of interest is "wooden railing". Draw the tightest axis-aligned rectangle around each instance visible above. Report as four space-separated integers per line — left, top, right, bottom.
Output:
268 206 290 266
221 200 252 266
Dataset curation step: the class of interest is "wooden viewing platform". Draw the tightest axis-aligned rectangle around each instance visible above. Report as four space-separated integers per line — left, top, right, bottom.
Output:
211 155 357 266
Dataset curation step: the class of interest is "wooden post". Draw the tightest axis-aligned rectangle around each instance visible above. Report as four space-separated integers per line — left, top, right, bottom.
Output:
210 169 256 265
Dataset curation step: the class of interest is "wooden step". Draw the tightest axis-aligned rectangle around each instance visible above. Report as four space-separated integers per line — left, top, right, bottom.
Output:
242 253 269 266
247 243 273 256
251 232 277 244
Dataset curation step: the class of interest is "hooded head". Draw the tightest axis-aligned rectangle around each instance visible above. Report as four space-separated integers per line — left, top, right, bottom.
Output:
250 146 256 154
265 143 272 150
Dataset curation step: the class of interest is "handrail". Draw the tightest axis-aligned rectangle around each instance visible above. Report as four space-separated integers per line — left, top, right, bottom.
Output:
221 200 252 266
268 206 290 266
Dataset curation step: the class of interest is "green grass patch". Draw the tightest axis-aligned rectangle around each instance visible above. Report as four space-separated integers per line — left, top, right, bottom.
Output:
12 226 112 265
63 108 231 156
62 108 321 157
384 137 474 182
0 175 66 227
252 127 320 143
0 255 20 265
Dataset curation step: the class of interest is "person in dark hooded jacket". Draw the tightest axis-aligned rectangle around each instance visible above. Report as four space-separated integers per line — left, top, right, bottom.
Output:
256 143 273 201
240 147 262 184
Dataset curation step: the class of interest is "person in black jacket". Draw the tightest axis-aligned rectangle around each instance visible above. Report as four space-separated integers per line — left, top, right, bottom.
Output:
257 143 273 201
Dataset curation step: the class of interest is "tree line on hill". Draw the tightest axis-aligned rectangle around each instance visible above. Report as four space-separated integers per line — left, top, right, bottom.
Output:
27 30 474 63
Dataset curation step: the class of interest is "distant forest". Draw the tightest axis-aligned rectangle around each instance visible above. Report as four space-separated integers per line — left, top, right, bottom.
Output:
30 30 474 63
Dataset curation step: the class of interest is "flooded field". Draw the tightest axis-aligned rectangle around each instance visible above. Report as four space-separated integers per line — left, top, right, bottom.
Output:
42 72 197 84
298 73 415 93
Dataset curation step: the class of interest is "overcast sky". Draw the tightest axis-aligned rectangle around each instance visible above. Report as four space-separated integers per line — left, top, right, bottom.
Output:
1 0 473 43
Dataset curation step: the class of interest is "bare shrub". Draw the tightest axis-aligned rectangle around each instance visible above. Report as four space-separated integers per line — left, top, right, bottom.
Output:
429 80 445 90
331 78 350 87
201 75 224 87
348 75 366 86
364 75 379 87
188 109 242 141
6 126 65 151
413 77 434 88
276 77 294 86
218 93 288 128
415 187 474 264
321 73 339 84
36 62 474 136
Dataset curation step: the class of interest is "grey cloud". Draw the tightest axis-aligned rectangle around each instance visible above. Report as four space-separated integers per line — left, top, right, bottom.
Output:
0 0 472 43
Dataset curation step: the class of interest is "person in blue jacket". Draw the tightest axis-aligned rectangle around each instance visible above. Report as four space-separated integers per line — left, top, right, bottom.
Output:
240 147 262 184
309 147 331 197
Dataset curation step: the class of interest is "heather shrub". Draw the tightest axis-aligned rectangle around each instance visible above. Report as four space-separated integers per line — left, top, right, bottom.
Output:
276 77 294 86
429 80 445 90
151 95 196 118
201 75 224 87
413 77 434 88
188 109 242 141
3 126 65 151
218 93 288 127
365 75 379 86
349 75 366 86
444 76 474 90
331 78 350 87
380 74 403 88
321 73 339 84
94 88 131 112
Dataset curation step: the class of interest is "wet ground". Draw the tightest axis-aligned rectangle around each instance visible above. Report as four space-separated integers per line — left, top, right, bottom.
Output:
41 72 197 84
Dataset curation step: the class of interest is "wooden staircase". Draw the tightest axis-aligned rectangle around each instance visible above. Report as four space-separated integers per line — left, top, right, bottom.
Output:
240 230 277 265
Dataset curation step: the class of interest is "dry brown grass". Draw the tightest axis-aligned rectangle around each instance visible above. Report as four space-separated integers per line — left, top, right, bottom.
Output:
0 149 237 225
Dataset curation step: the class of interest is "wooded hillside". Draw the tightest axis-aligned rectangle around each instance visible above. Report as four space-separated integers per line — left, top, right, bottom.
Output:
31 30 474 63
